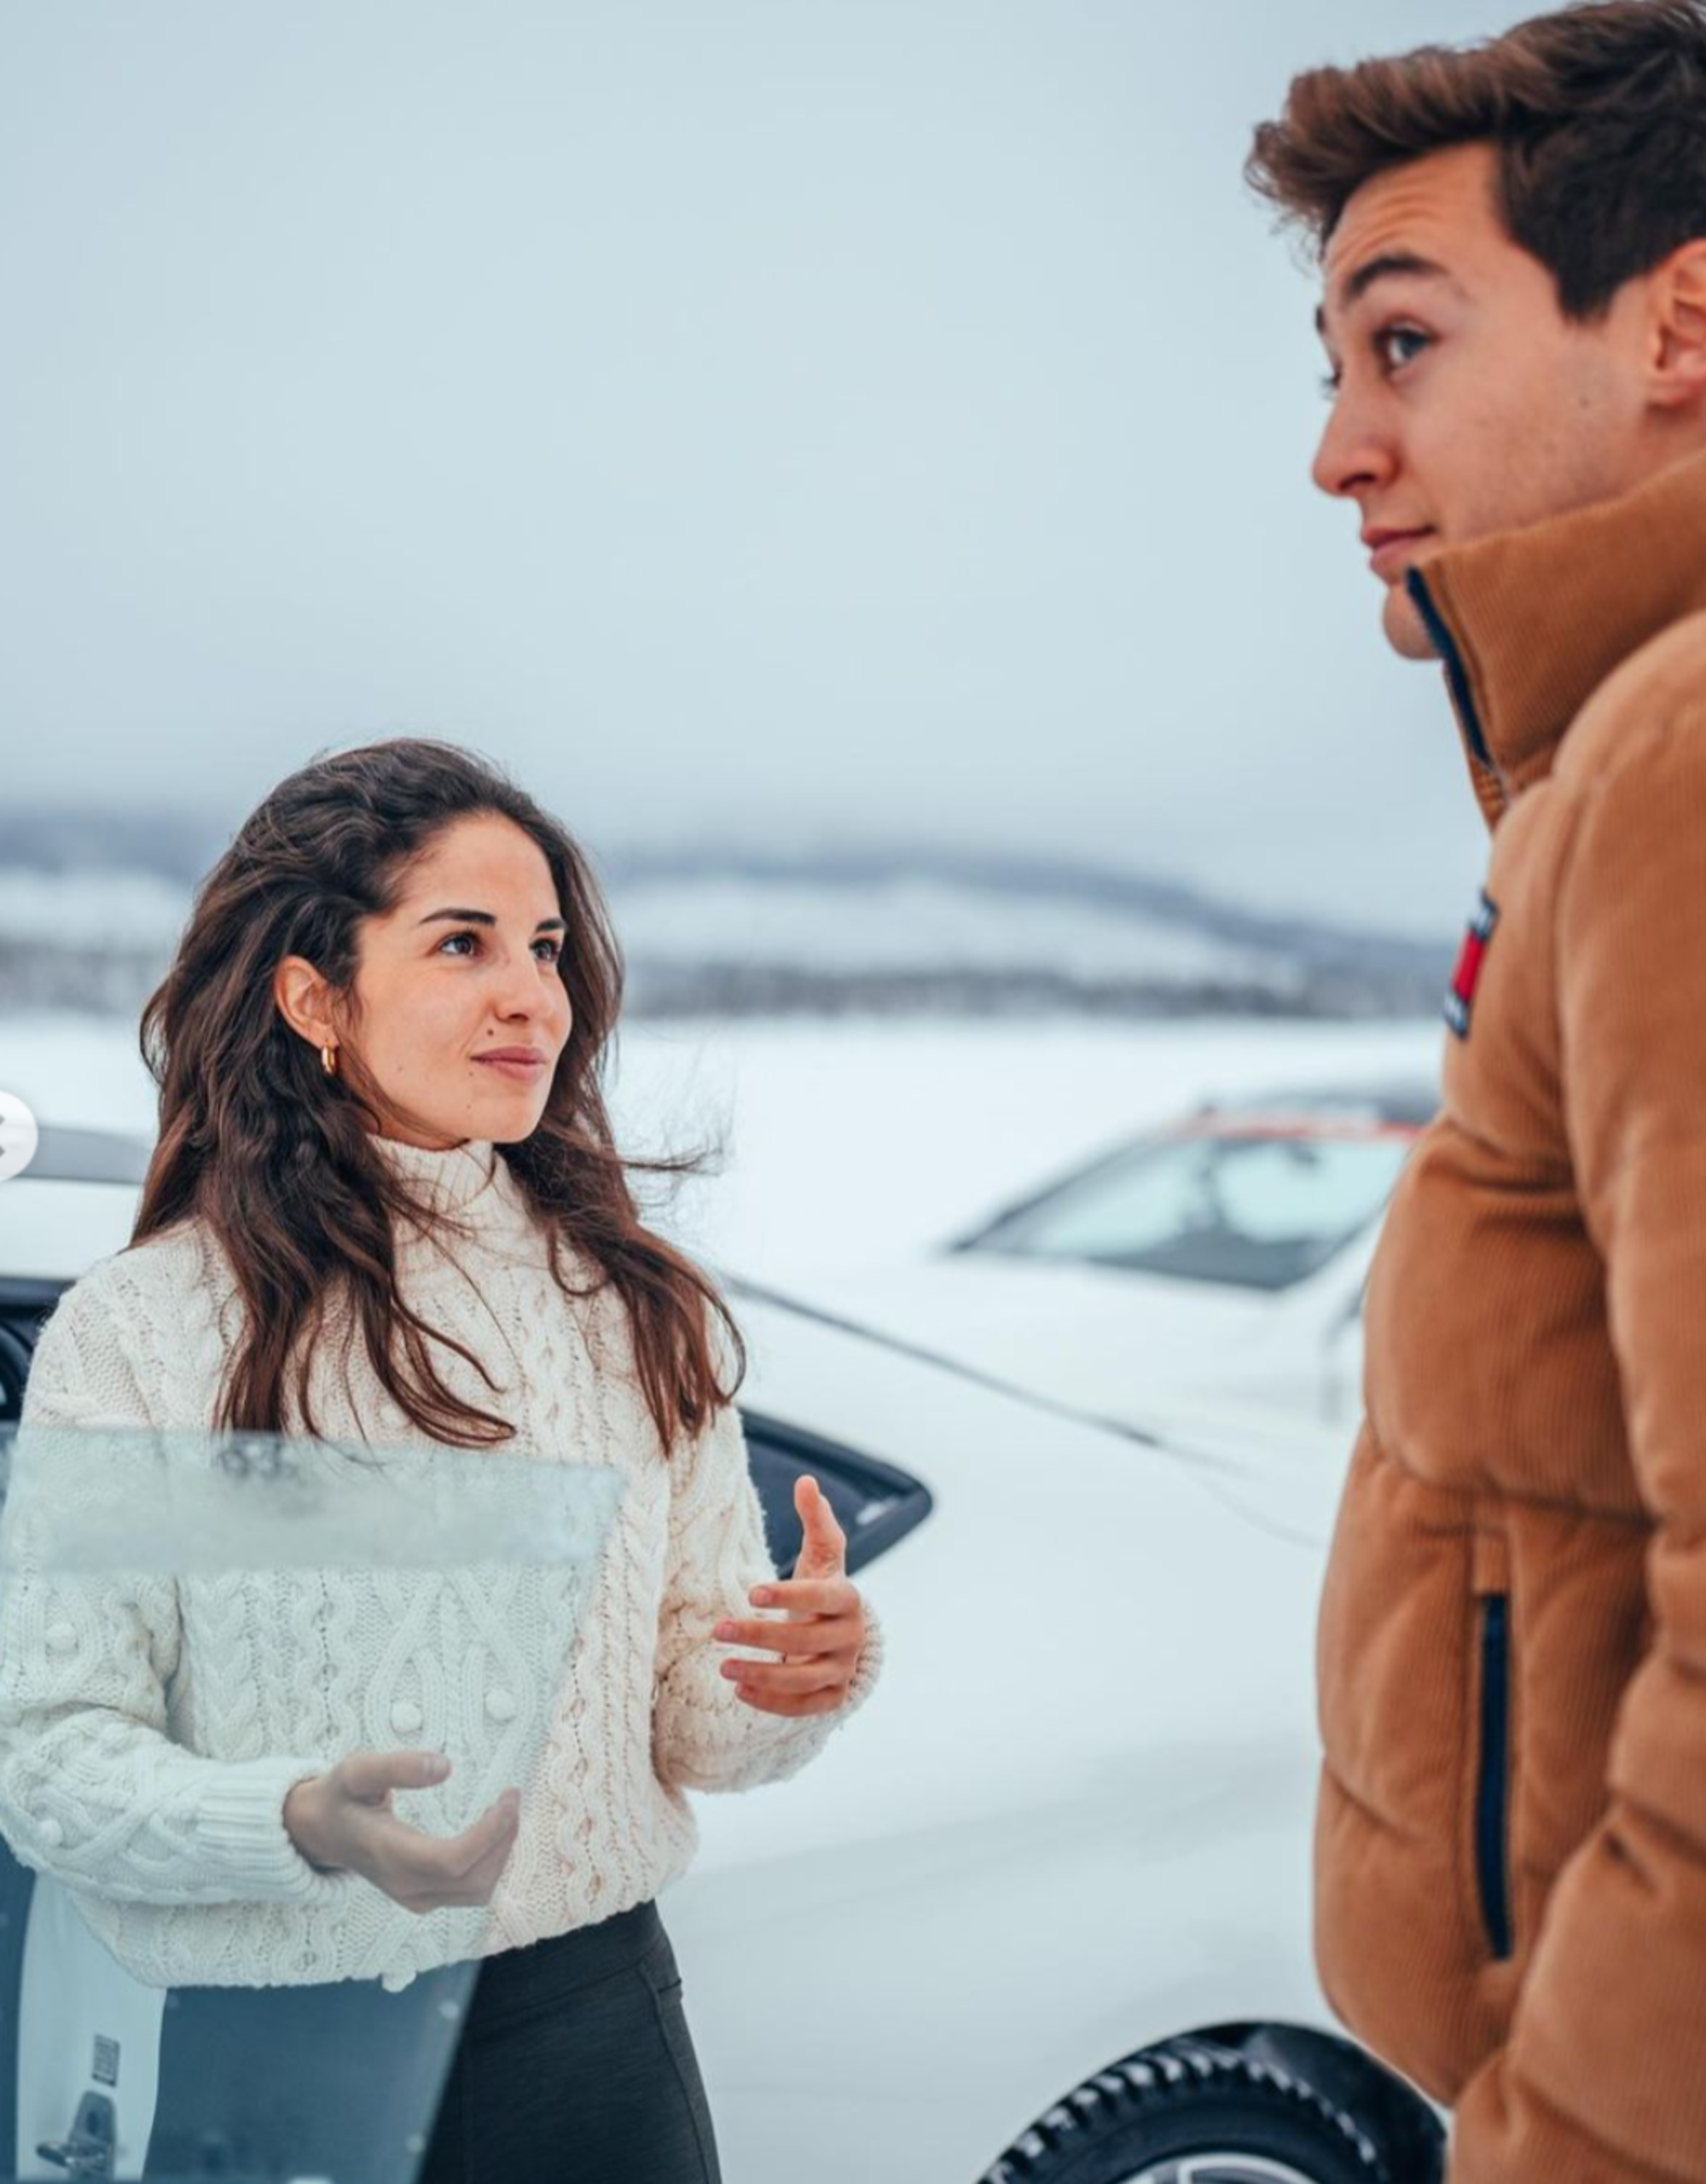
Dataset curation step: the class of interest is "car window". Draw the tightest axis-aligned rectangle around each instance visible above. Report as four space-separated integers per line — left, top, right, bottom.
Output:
970 1125 1416 1292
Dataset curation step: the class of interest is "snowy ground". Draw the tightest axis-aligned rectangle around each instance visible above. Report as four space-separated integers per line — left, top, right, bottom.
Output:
0 1010 1444 1286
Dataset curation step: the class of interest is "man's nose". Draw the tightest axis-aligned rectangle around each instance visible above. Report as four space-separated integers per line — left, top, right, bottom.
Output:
1310 395 1396 502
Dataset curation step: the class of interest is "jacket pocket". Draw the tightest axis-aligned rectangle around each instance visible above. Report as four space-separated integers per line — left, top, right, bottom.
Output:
1473 1591 1514 1960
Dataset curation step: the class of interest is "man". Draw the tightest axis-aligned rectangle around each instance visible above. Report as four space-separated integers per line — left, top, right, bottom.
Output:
1246 5 1706 2180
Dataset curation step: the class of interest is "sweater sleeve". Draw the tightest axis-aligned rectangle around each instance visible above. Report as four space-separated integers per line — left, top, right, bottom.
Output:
651 1394 884 1794
0 1266 350 1909
1451 707 1706 2183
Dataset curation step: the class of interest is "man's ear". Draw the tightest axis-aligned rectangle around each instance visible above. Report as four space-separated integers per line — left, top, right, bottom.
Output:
272 954 337 1052
1647 239 1706 413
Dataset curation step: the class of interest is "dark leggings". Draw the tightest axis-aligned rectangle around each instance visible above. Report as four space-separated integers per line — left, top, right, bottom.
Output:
141 1899 722 2184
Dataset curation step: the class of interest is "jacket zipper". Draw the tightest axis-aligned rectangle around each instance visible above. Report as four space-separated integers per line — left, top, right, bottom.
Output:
1474 1593 1514 1960
1406 568 1508 816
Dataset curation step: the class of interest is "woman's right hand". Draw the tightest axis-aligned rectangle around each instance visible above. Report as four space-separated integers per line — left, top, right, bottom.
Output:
282 1751 520 1914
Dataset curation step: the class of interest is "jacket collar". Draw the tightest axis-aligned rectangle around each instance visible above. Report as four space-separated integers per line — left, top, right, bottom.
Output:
1406 442 1706 829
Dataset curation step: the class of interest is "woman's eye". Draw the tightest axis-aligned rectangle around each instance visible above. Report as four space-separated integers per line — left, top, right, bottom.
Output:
438 930 562 963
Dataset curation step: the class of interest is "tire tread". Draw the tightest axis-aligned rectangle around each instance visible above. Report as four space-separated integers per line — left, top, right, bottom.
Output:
978 2033 1388 2184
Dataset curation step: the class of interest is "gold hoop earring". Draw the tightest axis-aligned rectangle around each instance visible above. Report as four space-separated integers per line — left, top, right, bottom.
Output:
320 1044 339 1078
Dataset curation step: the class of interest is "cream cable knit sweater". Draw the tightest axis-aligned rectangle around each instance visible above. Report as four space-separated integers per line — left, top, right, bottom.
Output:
0 1135 882 1991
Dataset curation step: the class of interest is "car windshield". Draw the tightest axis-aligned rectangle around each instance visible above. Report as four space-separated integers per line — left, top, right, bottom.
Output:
0 1422 623 2184
970 1118 1418 1292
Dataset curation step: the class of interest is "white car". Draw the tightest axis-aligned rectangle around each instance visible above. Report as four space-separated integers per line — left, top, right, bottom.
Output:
0 1124 1442 2184
782 1081 1438 1453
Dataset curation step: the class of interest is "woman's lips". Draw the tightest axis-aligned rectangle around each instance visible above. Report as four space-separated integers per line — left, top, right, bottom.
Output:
474 1054 548 1083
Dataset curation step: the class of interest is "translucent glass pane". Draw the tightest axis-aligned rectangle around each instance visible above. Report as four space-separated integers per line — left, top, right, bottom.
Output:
0 1423 623 2183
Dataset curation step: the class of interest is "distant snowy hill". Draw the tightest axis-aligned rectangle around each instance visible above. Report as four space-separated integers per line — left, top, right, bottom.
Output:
0 813 1451 1020
601 847 1449 1018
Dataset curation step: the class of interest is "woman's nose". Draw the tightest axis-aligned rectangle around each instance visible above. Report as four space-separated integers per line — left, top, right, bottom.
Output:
493 947 552 1013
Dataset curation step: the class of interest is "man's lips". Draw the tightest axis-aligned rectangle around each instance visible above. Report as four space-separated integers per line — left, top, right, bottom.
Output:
1363 526 1434 578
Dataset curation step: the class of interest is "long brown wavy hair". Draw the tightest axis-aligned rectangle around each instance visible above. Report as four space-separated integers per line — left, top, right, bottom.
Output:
134 737 743 1454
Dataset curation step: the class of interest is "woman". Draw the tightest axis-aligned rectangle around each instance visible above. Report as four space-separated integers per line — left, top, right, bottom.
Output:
0 738 883 2183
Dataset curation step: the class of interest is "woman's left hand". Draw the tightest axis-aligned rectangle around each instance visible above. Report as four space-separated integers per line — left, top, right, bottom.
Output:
713 1476 868 1716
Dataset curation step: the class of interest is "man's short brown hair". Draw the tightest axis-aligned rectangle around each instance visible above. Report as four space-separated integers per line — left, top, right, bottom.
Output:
1247 0 1706 319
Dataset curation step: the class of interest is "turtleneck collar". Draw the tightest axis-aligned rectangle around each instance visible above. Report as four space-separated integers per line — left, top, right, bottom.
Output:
363 1134 548 1275
368 1133 501 1216
1407 440 1706 831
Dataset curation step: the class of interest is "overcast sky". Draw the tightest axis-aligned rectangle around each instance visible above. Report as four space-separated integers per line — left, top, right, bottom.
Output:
2 1 1526 934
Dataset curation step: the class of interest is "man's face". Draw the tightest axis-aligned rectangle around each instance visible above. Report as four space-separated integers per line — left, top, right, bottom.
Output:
1314 142 1651 659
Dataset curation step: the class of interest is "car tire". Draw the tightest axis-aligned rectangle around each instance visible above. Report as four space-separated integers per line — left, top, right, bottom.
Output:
978 2035 1426 2184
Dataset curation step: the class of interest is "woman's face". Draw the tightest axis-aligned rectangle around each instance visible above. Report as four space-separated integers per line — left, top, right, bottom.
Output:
282 811 575 1150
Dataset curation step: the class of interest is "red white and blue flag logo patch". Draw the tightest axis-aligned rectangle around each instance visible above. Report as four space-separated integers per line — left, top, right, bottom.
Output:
1445 890 1499 1039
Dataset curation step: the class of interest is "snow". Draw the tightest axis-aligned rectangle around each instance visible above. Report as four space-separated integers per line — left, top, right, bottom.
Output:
609 874 1286 984
0 1008 1444 1284
0 867 190 948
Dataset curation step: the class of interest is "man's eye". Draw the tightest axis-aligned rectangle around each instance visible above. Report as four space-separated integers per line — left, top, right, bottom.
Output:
1377 325 1431 372
1318 326 1431 399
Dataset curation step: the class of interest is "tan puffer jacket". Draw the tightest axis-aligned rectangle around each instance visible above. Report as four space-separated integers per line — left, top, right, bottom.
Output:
1316 442 1706 2184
